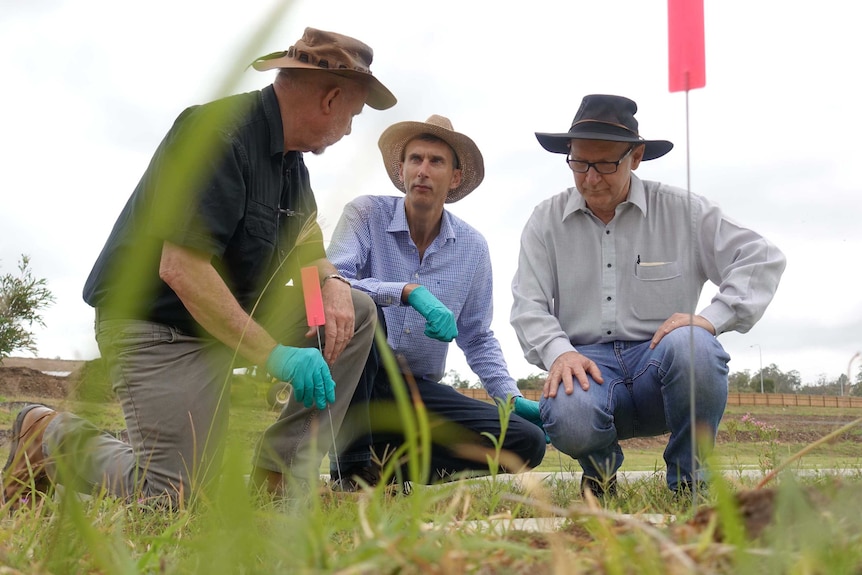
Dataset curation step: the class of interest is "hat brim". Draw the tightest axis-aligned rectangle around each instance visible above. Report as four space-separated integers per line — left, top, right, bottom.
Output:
378 121 484 203
252 57 396 111
535 131 673 161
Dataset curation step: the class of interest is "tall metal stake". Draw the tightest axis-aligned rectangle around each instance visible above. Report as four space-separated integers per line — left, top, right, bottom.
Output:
317 327 342 483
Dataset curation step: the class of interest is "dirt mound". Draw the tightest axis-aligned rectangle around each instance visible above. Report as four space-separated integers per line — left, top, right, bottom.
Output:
0 366 71 400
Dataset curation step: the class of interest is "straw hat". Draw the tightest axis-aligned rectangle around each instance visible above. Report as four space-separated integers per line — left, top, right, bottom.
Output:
378 115 484 203
251 27 396 110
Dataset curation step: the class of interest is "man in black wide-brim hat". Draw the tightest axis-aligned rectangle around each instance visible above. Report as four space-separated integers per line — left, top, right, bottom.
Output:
511 94 786 497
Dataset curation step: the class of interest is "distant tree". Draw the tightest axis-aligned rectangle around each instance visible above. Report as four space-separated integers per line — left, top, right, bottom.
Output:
837 373 850 396
516 373 546 391
0 255 55 361
728 369 753 392
757 363 800 394
442 369 478 389
851 363 862 396
800 374 843 396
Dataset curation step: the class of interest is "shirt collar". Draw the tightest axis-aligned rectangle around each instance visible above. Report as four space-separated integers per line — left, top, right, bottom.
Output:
562 173 648 221
387 196 457 241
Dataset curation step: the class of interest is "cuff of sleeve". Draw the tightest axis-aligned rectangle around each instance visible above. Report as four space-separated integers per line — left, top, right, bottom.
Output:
541 337 578 373
698 302 734 335
376 282 409 307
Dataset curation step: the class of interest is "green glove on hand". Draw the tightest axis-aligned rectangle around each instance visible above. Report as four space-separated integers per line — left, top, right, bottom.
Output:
407 285 458 342
265 344 335 410
513 396 550 443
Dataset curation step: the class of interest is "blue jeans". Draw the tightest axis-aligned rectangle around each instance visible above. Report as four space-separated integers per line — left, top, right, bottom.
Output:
541 327 729 490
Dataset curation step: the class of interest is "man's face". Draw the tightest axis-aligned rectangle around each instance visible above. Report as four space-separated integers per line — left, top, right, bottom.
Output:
568 139 643 218
311 85 368 155
399 138 462 210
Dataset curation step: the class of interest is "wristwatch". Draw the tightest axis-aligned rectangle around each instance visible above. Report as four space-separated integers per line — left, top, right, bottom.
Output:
322 273 351 287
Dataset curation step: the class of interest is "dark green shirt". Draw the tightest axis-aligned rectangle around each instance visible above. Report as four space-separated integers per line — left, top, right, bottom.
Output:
83 84 325 335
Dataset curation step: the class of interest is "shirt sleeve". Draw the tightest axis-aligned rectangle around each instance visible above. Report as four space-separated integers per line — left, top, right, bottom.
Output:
455 237 521 400
327 198 407 307
695 197 787 334
510 204 578 371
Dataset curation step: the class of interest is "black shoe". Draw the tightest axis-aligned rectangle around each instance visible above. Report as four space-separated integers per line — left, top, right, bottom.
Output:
580 474 618 499
673 481 709 502
330 464 381 492
330 464 413 496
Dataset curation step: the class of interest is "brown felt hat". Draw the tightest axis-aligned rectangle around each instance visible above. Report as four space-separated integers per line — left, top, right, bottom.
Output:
536 94 673 161
378 115 484 203
251 27 396 110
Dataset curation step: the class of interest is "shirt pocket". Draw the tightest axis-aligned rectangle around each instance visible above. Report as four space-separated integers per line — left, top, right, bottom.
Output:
430 279 465 318
245 199 277 244
631 261 685 320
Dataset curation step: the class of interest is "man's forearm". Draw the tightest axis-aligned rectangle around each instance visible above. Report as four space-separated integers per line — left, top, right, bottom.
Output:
160 241 277 366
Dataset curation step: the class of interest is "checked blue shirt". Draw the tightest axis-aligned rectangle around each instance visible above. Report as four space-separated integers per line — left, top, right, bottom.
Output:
327 195 520 400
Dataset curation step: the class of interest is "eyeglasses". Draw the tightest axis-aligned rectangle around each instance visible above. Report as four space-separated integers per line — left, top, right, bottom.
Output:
566 146 635 174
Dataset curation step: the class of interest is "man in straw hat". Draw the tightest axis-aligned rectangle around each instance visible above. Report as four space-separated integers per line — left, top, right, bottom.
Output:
325 115 546 489
2 27 395 508
511 94 786 497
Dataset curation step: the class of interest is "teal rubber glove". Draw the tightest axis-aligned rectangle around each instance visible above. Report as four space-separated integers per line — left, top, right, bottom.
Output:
513 396 550 443
265 345 335 410
407 285 458 342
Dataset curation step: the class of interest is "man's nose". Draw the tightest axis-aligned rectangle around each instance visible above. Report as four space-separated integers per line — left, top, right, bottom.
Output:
416 159 430 177
584 165 603 183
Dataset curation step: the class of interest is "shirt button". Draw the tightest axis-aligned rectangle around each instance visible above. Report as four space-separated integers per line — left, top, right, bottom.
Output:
607 263 612 268
405 328 411 334
606 330 612 335
605 230 610 235
606 296 612 301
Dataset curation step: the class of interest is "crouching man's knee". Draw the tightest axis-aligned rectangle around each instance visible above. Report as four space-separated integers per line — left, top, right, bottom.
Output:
540 392 615 459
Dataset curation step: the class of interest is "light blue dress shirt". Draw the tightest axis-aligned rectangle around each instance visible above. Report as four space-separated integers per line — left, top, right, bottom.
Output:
327 195 519 400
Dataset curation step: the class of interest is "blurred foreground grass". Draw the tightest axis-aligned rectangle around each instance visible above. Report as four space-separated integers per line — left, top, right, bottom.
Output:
3 383 862 572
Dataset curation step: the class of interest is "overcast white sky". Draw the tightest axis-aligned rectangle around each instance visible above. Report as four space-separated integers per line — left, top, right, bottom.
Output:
2 0 860 386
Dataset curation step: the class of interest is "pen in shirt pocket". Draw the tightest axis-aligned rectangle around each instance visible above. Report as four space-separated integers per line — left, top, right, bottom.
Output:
635 254 670 268
636 254 670 267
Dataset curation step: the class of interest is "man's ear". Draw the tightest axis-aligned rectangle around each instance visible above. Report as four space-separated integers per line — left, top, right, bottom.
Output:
448 169 463 190
321 86 342 114
630 144 645 171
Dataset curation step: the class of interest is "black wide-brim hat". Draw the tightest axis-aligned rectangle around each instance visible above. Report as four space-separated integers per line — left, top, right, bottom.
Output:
535 94 673 161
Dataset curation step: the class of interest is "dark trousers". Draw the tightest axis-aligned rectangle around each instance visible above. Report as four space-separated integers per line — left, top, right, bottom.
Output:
331 311 546 483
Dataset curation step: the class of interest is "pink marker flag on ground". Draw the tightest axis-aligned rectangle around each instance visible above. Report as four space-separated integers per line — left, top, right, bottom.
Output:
301 266 326 327
668 0 706 92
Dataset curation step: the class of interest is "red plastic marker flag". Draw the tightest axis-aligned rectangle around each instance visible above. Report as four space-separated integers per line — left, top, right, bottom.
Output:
668 0 706 92
301 266 325 327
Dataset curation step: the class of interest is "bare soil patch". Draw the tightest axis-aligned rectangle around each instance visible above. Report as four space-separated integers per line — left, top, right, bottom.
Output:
0 366 71 399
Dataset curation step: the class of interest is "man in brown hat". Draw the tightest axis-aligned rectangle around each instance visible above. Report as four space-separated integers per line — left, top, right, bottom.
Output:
324 115 546 490
2 28 395 508
511 94 786 497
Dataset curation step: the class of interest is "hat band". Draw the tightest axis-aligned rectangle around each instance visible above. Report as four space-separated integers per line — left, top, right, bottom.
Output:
570 119 640 138
286 46 370 73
